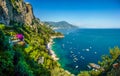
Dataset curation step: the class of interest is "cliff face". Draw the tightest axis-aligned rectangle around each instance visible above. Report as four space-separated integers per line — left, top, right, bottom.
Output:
0 0 35 26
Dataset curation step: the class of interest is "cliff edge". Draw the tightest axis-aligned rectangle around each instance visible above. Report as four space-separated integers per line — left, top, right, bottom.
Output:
0 0 35 26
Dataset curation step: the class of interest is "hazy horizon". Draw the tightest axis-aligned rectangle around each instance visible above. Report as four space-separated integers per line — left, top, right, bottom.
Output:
25 0 120 28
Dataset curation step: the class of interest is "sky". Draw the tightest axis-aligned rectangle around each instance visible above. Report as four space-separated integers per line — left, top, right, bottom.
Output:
25 0 120 28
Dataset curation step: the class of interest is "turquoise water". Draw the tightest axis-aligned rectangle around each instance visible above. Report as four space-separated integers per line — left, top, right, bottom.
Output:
52 29 120 75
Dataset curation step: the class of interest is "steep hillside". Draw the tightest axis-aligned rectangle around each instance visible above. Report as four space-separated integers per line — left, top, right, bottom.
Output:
0 0 73 76
0 0 35 26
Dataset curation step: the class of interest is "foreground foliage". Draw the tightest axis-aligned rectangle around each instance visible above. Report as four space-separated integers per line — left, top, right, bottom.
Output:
0 23 71 76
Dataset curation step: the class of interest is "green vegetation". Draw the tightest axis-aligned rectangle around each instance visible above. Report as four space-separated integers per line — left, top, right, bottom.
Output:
0 24 5 30
0 23 72 76
78 71 90 76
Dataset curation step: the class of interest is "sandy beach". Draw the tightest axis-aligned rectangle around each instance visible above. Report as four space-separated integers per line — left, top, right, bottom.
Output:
47 36 64 61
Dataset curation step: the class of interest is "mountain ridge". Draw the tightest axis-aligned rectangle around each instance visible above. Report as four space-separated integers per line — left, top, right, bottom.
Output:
44 21 78 30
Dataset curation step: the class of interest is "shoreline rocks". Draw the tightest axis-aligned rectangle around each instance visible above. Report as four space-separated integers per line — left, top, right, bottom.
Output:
47 36 64 61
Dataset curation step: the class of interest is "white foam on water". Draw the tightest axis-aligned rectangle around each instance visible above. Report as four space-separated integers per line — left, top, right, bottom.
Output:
86 49 90 51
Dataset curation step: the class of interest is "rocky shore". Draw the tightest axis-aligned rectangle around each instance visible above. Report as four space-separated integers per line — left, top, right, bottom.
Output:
47 35 64 61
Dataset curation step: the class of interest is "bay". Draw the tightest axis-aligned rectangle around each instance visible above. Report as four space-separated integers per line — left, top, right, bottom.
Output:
52 29 120 75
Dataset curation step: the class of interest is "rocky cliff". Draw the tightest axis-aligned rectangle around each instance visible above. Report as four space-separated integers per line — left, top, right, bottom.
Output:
0 0 35 26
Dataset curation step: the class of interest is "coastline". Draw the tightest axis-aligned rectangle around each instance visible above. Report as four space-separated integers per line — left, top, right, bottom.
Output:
47 35 75 76
47 35 64 61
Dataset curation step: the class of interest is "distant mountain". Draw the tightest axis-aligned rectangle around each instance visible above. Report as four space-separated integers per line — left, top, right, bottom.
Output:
44 21 78 29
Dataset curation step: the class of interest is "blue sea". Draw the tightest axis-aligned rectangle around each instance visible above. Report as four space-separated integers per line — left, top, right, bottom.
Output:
52 29 120 75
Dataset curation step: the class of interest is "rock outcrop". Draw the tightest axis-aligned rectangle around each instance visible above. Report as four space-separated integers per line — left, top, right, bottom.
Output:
0 0 35 26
